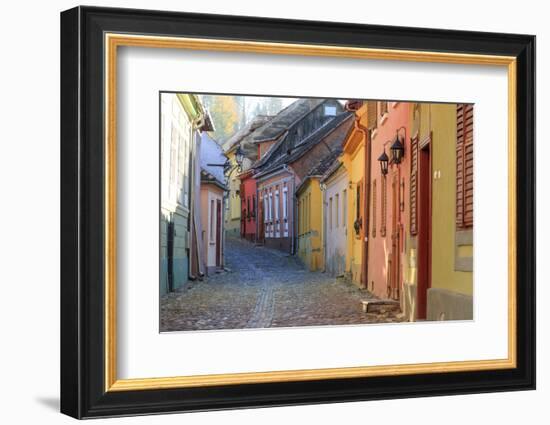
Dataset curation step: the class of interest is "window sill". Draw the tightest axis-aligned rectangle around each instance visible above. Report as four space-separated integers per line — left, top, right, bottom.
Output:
371 128 378 140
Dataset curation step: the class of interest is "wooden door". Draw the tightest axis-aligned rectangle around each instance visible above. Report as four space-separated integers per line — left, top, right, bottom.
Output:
216 199 222 267
390 170 401 300
417 142 432 319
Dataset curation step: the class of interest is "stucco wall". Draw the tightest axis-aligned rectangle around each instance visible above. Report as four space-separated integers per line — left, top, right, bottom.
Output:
367 102 411 299
342 131 365 286
240 174 257 240
297 178 324 271
225 150 241 237
403 103 473 320
257 170 294 253
324 167 348 277
160 93 195 295
429 104 473 297
201 184 224 272
427 287 473 321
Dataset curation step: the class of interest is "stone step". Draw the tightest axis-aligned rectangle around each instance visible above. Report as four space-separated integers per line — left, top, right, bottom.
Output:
361 299 401 314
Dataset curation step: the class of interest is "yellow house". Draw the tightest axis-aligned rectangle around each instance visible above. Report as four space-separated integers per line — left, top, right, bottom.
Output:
223 145 242 237
403 103 473 321
340 102 370 288
296 149 348 271
296 177 324 271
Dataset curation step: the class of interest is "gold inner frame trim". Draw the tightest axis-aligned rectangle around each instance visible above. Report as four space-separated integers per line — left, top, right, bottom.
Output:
104 33 517 392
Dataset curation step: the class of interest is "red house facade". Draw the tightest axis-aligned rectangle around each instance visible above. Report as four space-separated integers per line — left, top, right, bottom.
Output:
239 169 258 242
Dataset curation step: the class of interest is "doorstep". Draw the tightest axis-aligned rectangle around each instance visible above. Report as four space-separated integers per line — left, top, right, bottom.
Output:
361 299 401 314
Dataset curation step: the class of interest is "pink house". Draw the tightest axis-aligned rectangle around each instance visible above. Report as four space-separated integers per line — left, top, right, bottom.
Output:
199 133 227 275
367 101 411 302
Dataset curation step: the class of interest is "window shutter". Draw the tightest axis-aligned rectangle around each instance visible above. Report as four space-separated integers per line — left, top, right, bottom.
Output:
367 101 377 130
456 104 474 228
410 135 419 235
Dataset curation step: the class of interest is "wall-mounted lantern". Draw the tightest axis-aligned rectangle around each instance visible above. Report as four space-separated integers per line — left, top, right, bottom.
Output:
378 148 389 176
235 145 245 169
215 144 245 177
390 126 406 165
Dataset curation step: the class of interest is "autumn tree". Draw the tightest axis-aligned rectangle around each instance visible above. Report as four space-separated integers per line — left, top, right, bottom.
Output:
201 95 243 143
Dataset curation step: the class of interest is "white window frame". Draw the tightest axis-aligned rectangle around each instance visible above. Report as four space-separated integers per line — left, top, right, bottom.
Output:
324 105 337 116
269 191 273 237
283 186 289 237
282 187 288 219
274 190 280 237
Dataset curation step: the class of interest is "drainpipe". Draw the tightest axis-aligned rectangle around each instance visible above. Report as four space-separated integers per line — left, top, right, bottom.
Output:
255 183 262 245
189 113 206 279
355 118 371 290
283 164 297 255
320 181 327 273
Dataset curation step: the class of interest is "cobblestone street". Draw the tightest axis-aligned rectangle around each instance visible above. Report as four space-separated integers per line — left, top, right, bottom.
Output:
160 237 404 332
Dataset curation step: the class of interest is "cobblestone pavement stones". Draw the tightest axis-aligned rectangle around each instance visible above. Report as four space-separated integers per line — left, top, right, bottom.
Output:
160 237 405 332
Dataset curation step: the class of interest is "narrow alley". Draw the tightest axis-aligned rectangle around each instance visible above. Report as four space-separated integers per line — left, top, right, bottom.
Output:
160 237 403 331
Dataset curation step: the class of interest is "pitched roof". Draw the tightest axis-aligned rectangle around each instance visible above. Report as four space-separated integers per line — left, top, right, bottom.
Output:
252 99 344 170
320 156 346 184
254 111 353 179
295 147 344 195
222 115 272 153
248 98 326 144
200 168 227 190
307 147 344 177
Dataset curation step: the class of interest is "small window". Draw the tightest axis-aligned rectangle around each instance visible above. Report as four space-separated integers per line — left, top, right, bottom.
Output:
335 193 339 228
329 197 333 230
324 105 337 116
282 187 288 219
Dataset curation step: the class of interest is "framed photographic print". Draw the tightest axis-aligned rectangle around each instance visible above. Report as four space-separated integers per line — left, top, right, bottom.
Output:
60 6 536 419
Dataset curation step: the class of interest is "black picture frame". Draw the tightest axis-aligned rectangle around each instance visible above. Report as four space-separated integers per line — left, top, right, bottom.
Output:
60 5 535 419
